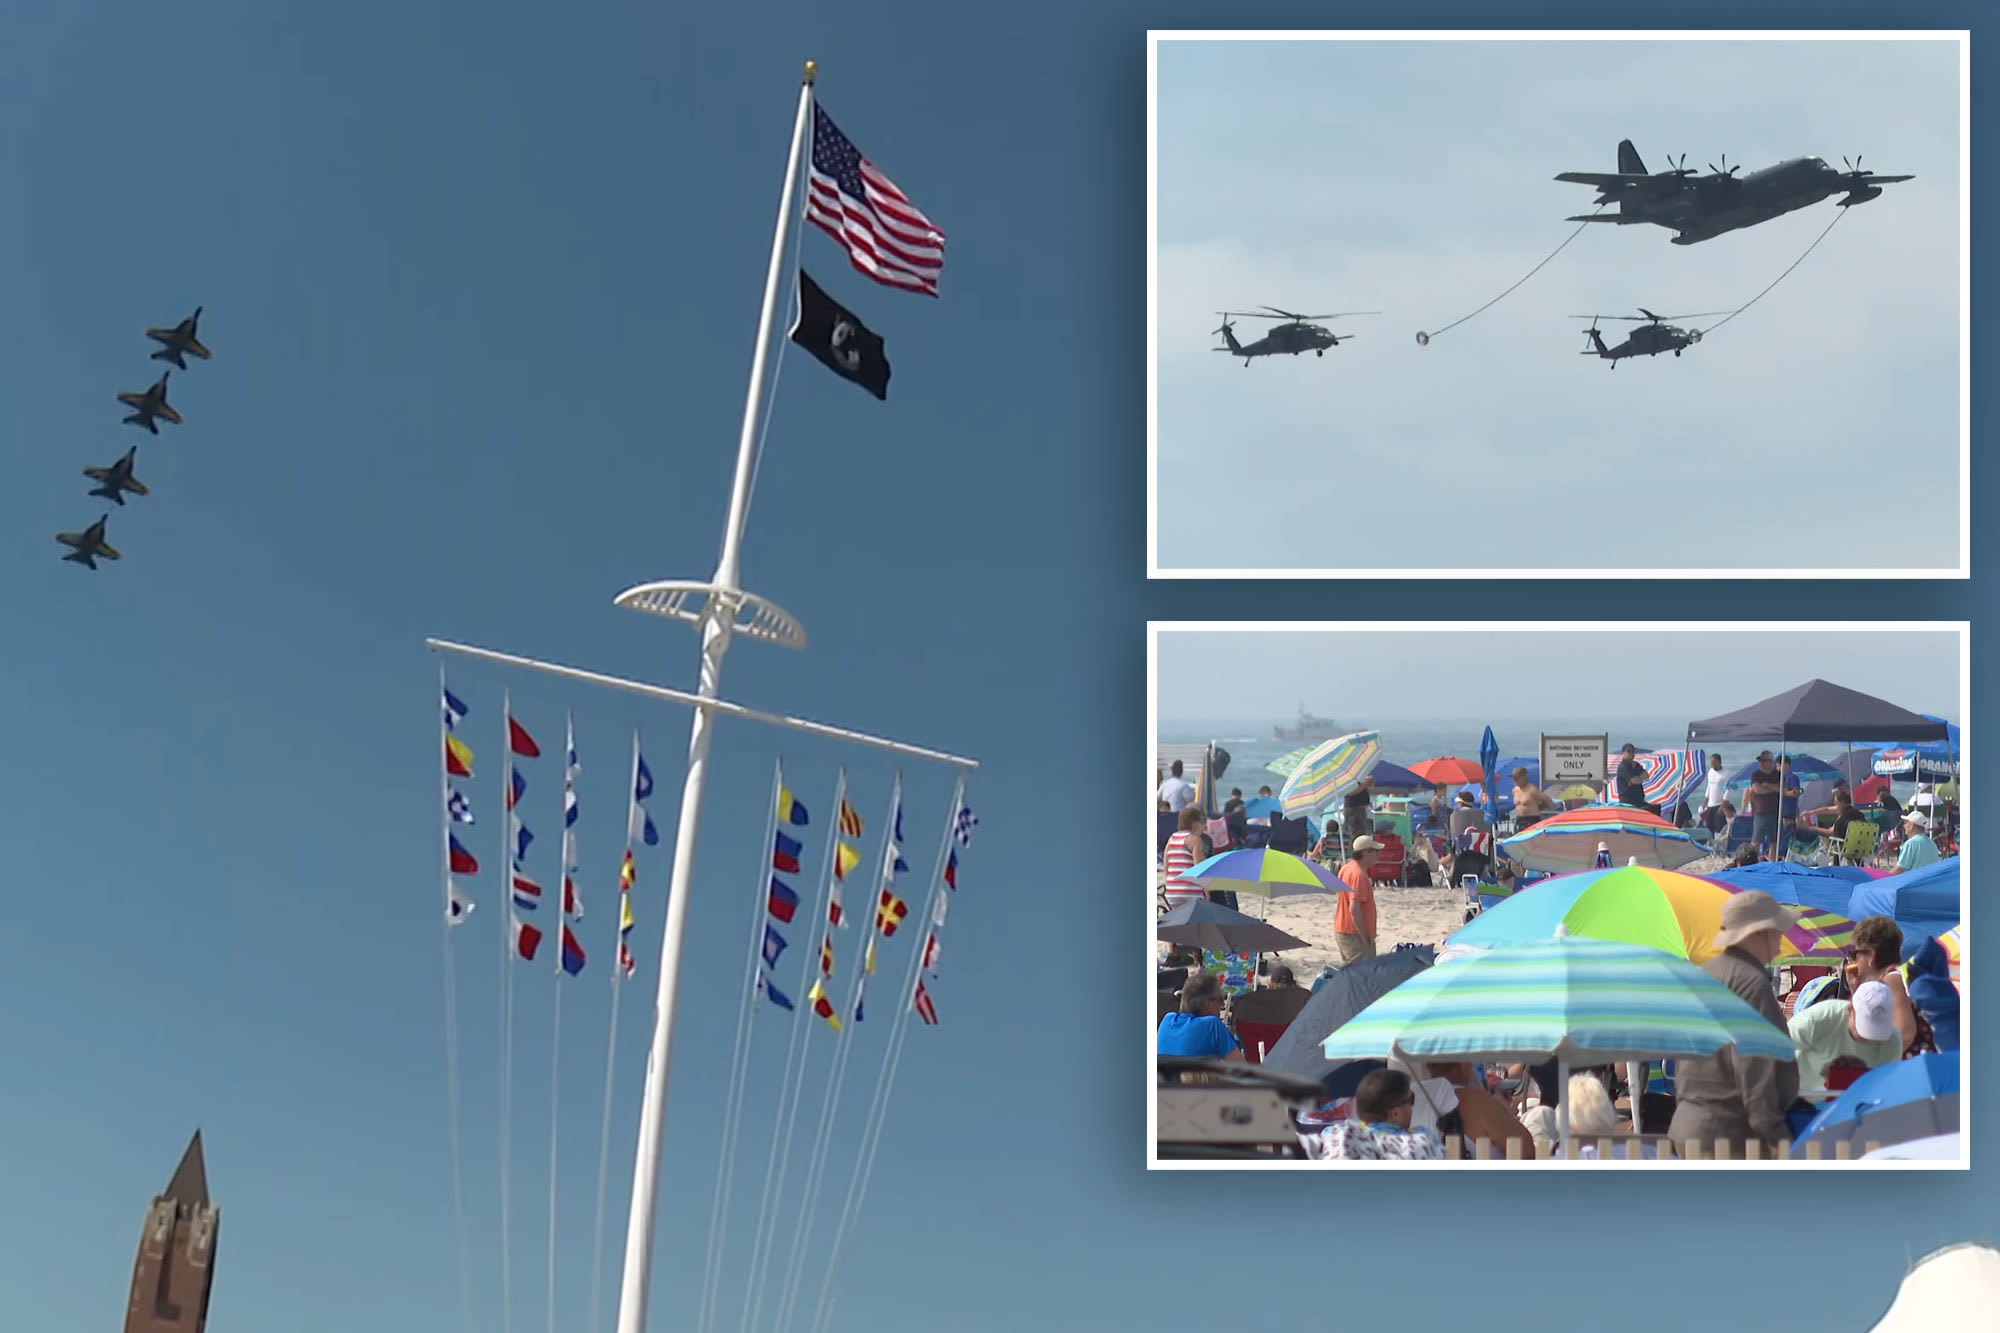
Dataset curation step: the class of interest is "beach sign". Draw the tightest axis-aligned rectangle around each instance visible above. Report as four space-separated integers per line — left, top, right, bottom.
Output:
1540 733 1608 790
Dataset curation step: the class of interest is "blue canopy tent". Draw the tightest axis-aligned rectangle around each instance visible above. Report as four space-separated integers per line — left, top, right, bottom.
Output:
1846 857 1959 959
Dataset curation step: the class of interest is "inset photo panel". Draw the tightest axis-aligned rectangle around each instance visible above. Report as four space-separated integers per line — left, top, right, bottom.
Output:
1146 31 1968 578
1149 622 1966 1168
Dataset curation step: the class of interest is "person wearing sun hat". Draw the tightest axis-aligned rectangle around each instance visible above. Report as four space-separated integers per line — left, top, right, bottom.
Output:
1665 890 1804 1155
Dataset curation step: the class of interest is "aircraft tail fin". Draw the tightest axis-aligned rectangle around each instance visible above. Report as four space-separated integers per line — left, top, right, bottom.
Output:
1214 321 1242 354
1617 139 1647 176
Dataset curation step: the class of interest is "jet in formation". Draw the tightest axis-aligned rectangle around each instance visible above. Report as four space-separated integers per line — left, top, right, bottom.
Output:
117 373 184 435
144 307 214 370
83 445 150 505
56 516 121 570
1556 141 1914 246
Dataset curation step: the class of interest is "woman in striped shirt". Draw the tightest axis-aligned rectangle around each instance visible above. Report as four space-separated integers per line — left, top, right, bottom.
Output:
1160 806 1212 912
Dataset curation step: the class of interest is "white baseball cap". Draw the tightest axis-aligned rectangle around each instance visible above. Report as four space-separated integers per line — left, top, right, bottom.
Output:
1851 980 1897 1042
1902 812 1931 831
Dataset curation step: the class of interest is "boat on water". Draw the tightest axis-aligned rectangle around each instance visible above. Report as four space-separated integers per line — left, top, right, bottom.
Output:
1272 703 1340 743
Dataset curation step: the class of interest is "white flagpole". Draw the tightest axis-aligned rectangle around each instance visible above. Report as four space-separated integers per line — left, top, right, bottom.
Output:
549 710 577 1333
499 689 518 1333
614 60 818 1333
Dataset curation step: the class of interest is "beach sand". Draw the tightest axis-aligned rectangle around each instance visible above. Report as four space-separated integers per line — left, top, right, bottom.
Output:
1161 852 1737 979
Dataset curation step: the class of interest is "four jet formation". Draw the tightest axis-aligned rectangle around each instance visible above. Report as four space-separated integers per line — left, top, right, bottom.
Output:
57 309 213 569
1211 140 1913 368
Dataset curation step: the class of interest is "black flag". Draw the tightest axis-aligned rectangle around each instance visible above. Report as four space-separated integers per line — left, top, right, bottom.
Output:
790 269 890 400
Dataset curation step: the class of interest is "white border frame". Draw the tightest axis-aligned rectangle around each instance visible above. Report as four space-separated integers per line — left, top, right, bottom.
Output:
1145 32 1972 581
1146 620 1970 1170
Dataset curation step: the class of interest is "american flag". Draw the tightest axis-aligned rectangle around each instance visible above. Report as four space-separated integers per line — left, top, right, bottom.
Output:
806 102 945 297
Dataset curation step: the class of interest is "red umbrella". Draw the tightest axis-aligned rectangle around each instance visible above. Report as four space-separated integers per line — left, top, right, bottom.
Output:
1409 756 1487 786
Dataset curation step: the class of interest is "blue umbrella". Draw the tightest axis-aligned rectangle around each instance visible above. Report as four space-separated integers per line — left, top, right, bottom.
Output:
1479 725 1501 818
1724 754 1844 785
1361 760 1429 792
1854 714 1959 758
1242 796 1284 820
1494 756 1540 786
1847 857 1958 957
1710 862 1873 919
1790 1053 1959 1159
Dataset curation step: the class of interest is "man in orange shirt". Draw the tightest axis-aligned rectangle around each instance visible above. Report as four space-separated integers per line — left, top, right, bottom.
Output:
1335 835 1381 964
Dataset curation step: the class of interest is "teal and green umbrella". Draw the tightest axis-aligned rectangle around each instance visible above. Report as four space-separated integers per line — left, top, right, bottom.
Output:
1181 847 1342 899
1278 730 1383 816
1320 930 1798 1066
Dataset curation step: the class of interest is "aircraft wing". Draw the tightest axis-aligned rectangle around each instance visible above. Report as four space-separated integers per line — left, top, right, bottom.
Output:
156 403 184 424
1554 170 1689 198
1854 173 1915 185
126 475 150 496
96 540 122 560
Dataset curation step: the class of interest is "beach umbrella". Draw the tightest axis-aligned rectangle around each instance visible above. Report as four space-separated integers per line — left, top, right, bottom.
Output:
1261 948 1435 1097
1479 726 1501 816
1155 899 1311 955
1278 731 1382 816
1710 861 1872 919
1723 753 1844 785
1447 864 1854 966
1494 756 1539 786
1359 760 1428 792
1790 1053 1959 1159
1937 925 1962 992
1498 805 1705 873
1319 930 1798 1145
1847 857 1958 955
1181 847 1342 900
1241 796 1284 820
1409 756 1486 786
1557 783 1599 802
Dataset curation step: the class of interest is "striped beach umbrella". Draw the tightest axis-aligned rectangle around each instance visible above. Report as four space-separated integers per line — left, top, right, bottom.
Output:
1447 864 1854 966
1938 925 1962 993
1278 731 1383 816
1320 931 1799 1067
1499 805 1705 873
1181 847 1343 899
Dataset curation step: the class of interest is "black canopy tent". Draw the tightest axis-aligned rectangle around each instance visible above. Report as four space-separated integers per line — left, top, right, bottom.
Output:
1686 679 1957 848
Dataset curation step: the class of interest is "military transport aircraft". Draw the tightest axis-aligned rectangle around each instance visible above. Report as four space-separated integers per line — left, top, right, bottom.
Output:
144 307 213 370
117 373 184 434
1571 309 1732 367
1213 307 1378 364
1555 141 1913 245
56 516 121 569
83 445 150 506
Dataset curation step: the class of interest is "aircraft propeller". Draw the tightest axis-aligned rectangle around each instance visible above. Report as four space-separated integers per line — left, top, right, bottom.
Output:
1663 153 1696 177
1705 155 1742 180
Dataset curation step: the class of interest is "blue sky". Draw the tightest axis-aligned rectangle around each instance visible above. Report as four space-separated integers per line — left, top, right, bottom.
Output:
1154 36 1964 572
1157 626 1963 724
0 3 1992 1332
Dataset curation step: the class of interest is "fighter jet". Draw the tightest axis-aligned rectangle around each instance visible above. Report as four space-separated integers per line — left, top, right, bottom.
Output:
117 373 183 435
56 515 121 569
144 307 213 370
83 445 150 506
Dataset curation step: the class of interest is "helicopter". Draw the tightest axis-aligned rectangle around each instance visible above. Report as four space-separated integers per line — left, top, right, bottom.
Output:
1212 307 1377 364
1570 308 1732 367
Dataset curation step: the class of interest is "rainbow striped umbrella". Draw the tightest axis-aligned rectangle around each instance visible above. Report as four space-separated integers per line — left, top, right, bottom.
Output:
1278 731 1382 816
1447 864 1854 966
1319 931 1799 1066
1181 847 1343 899
1498 804 1704 873
1938 925 1962 993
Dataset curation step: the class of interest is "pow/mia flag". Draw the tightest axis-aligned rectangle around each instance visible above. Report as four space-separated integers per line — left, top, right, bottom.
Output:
790 268 890 400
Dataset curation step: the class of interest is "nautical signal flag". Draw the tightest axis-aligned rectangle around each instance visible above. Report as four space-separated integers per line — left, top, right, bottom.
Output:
560 924 586 976
443 687 468 731
618 941 636 979
446 734 474 778
876 890 908 936
762 924 788 970
768 878 800 923
807 979 843 1032
620 892 635 937
449 835 478 876
863 937 877 977
448 790 476 825
514 918 543 961
921 933 941 974
508 717 541 758
943 850 958 891
507 767 527 812
913 980 939 1026
853 981 866 1025
619 849 635 893
447 886 474 925
630 807 659 847
759 970 794 1012
773 831 804 876
635 754 654 802
789 269 890 401
630 751 659 846
820 933 834 977
932 894 949 928
827 883 846 929
512 871 543 912
776 786 810 827
805 102 945 297
881 841 908 882
512 818 534 868
954 806 979 847
839 800 864 838
833 843 859 882
562 876 583 919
